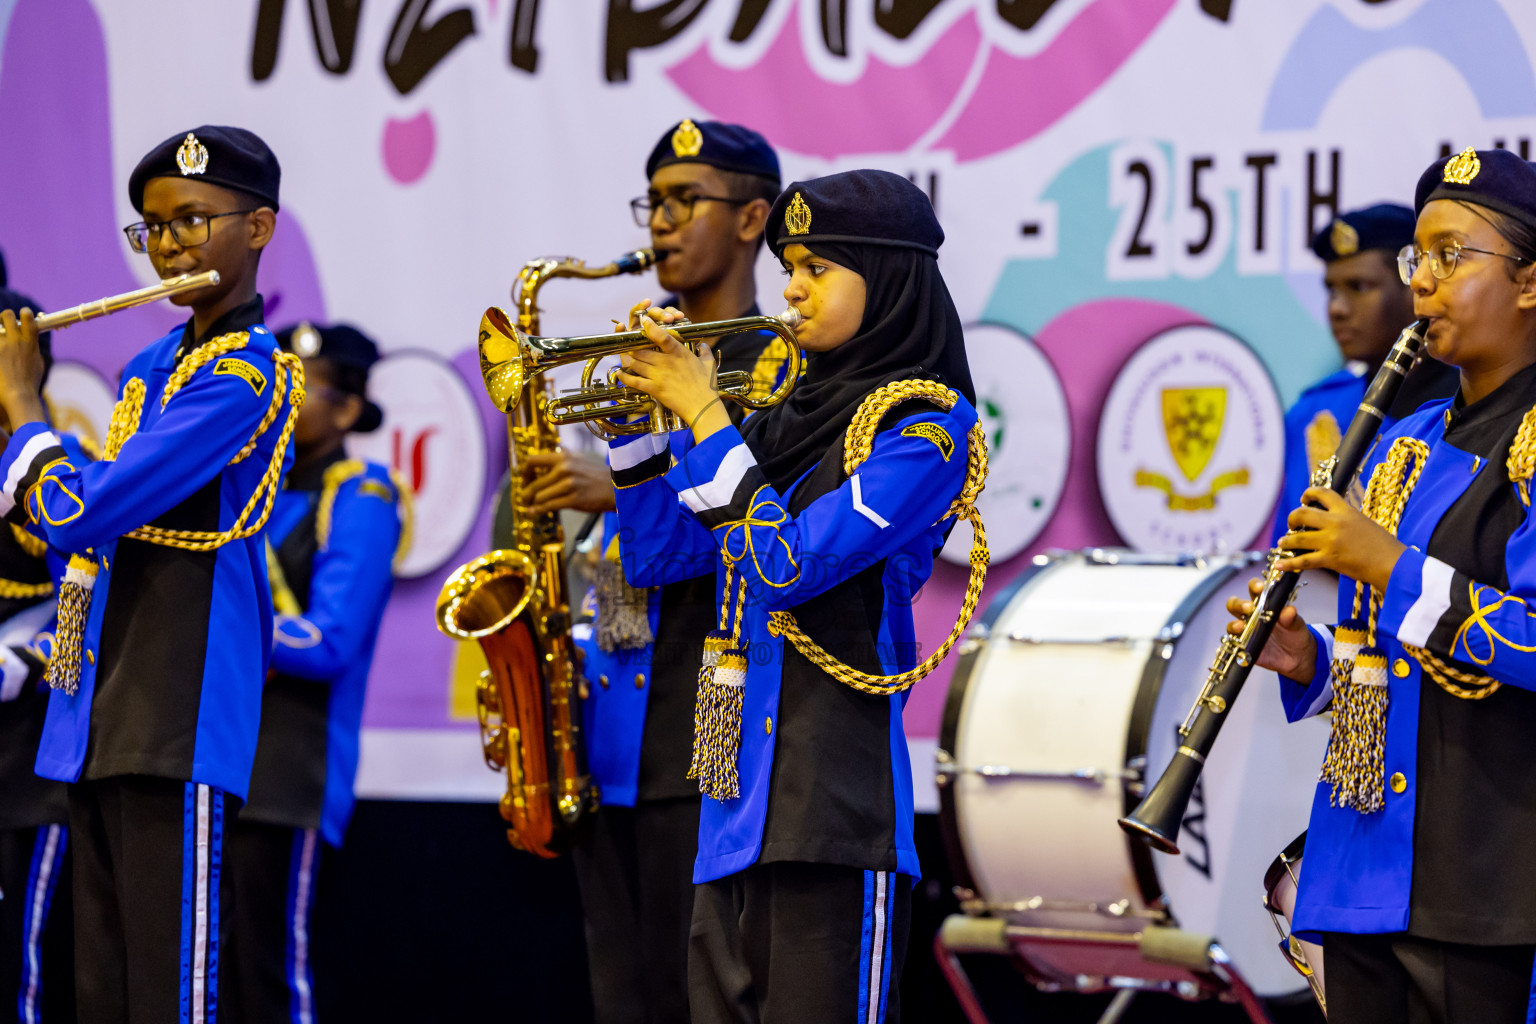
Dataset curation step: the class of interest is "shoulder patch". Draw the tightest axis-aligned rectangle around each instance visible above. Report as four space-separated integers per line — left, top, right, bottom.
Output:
901 421 954 461
357 479 396 503
213 357 267 396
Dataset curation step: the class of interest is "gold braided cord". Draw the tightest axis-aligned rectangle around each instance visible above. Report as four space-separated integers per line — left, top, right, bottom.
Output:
103 377 146 461
316 460 367 549
94 335 306 552
314 460 416 570
9 523 46 558
0 578 52 599
390 469 415 570
1356 436 1501 699
766 379 989 695
1508 404 1536 505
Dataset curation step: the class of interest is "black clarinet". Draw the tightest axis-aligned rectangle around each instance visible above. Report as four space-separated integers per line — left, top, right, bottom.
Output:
1118 318 1431 854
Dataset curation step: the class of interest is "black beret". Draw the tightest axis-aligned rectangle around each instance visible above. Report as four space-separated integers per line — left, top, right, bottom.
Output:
0 288 53 384
276 322 383 433
1311 203 1415 263
765 169 943 258
645 119 780 185
1415 147 1536 235
129 126 281 213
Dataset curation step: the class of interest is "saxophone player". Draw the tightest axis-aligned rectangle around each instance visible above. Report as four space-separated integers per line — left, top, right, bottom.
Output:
525 120 784 1024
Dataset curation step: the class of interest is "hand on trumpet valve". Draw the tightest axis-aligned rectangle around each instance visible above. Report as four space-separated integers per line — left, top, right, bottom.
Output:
1274 487 1404 590
0 308 47 429
615 300 729 442
1226 576 1316 681
521 449 617 515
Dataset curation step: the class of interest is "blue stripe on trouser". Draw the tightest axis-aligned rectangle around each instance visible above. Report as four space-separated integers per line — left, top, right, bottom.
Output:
286 828 319 1024
18 824 66 1024
179 784 221 1024
856 871 891 1024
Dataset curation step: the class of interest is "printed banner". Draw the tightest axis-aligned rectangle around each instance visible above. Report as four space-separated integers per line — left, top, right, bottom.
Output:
2 0 1533 799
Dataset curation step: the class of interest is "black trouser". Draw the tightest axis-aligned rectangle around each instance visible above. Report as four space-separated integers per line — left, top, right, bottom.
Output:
572 797 701 1024
1324 931 1536 1023
225 821 322 1024
689 861 911 1024
1 823 74 1023
69 776 234 1024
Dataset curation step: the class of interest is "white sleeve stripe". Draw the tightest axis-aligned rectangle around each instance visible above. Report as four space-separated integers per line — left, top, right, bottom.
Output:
1299 624 1335 719
0 432 63 518
608 432 668 472
679 443 756 513
1398 556 1456 648
851 475 891 529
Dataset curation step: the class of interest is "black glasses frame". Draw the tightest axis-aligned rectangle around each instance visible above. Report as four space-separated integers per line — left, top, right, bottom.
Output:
630 192 747 229
122 209 258 254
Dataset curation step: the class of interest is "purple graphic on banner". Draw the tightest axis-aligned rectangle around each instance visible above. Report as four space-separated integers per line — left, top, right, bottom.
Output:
665 0 1175 162
0 0 326 376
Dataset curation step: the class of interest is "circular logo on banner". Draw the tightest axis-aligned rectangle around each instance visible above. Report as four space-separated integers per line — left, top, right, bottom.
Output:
346 350 486 578
1096 325 1283 553
44 361 117 454
941 323 1070 565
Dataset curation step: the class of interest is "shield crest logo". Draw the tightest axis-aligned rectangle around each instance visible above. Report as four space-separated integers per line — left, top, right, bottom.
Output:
1161 387 1226 482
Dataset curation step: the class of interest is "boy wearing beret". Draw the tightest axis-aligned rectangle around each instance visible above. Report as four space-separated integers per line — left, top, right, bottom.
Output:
226 322 404 1024
0 125 302 1023
529 119 783 1024
1273 203 1457 542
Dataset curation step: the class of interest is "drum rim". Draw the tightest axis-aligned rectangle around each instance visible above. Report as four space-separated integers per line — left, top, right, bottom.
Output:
936 558 1055 897
1262 830 1308 898
1120 561 1243 908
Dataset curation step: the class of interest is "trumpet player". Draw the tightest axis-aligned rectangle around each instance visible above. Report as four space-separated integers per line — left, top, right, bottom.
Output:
546 121 785 1024
612 170 977 1023
0 126 300 1024
1233 150 1536 1023
225 323 404 1024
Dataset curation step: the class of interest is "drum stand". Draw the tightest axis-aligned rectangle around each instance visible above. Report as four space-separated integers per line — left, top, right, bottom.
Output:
934 914 1275 1024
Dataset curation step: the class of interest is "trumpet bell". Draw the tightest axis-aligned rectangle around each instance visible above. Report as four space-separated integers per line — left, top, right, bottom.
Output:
479 307 528 412
436 549 538 639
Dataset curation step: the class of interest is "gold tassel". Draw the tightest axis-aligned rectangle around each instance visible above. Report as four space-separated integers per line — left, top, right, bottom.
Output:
47 555 97 695
689 571 748 800
1321 647 1389 812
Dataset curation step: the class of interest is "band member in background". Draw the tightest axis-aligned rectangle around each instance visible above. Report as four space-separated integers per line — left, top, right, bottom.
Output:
547 120 783 1024
612 170 977 1022
0 126 300 1023
1236 149 1536 1023
227 322 405 1024
0 288 74 1024
1273 203 1457 543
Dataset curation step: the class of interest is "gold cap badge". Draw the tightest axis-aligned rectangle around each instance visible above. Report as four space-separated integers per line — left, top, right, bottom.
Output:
671 119 703 159
291 321 322 358
1443 146 1481 185
785 192 811 236
176 132 209 176
1330 219 1359 257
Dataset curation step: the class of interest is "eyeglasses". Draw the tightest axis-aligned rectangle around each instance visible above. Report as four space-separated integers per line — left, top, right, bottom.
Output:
122 210 256 253
630 192 746 229
1397 240 1533 285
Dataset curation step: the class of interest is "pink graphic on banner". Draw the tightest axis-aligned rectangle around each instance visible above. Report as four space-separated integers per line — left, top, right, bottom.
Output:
383 111 437 185
935 0 1178 161
666 0 1175 161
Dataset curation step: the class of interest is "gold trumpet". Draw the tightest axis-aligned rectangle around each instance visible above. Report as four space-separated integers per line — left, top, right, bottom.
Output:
32 271 220 332
477 305 803 439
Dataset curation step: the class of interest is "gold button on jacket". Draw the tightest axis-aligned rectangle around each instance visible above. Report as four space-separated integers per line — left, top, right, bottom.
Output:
1390 772 1407 794
1392 658 1410 678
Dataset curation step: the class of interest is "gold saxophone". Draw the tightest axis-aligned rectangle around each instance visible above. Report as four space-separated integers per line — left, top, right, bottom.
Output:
436 249 656 857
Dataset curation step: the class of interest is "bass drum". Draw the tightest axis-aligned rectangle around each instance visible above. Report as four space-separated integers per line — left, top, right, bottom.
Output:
937 550 1335 997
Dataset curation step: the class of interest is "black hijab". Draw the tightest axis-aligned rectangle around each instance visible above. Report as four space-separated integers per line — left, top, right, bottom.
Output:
743 172 975 492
